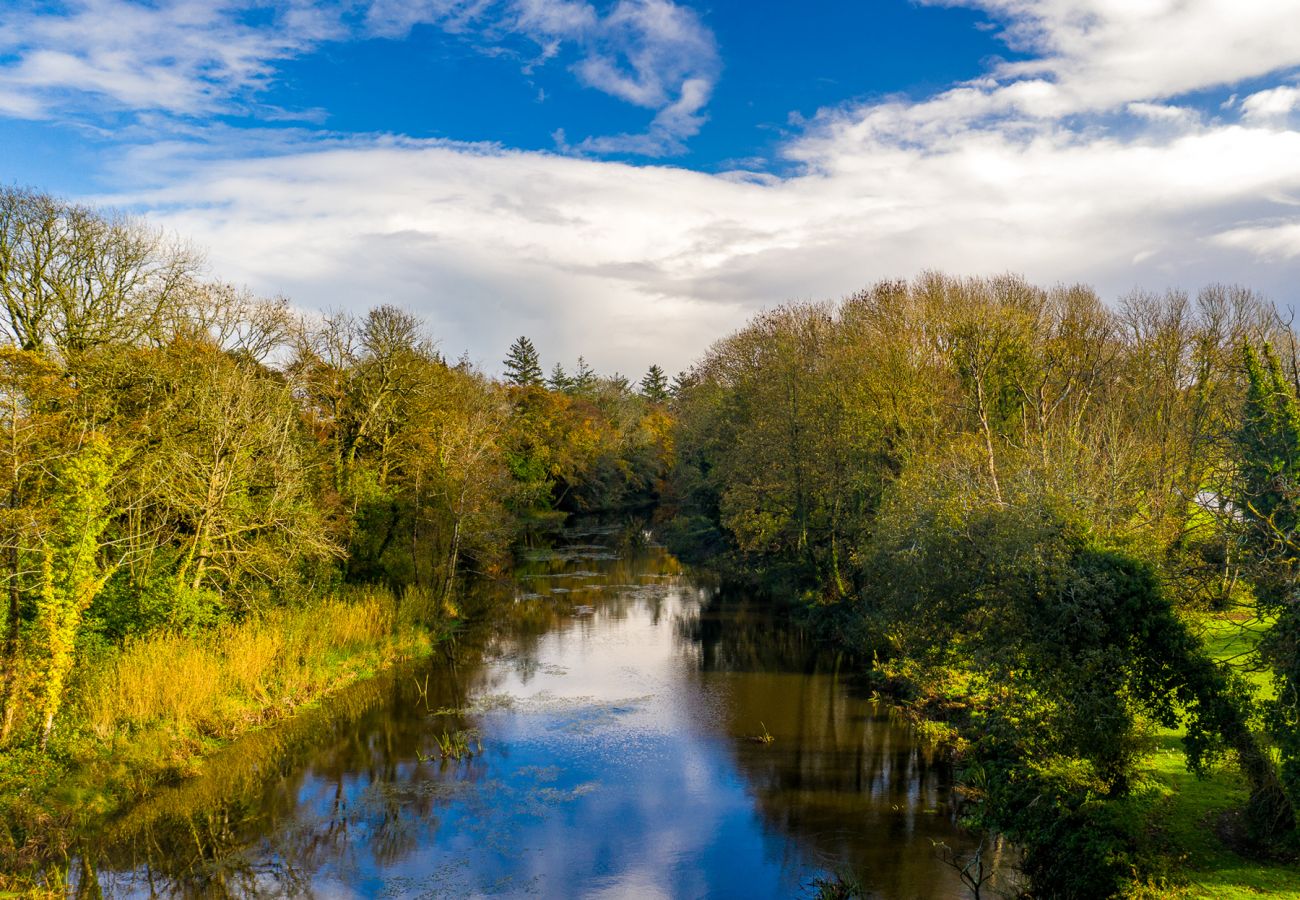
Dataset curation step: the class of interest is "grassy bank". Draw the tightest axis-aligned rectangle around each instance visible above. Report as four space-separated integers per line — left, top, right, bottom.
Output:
0 583 459 889
1132 615 1300 898
866 610 1300 898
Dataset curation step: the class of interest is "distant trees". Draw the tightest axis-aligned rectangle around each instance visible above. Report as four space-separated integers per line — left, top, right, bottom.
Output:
640 364 668 402
548 363 571 392
0 186 200 356
503 336 543 386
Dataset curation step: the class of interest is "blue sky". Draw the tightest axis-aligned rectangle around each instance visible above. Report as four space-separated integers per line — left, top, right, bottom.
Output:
1 0 1299 374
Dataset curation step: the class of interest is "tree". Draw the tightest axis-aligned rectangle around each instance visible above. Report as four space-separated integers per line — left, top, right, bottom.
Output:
640 364 669 402
548 363 571 392
0 186 200 357
570 356 597 395
1234 341 1300 810
35 434 117 747
503 336 543 386
0 348 73 741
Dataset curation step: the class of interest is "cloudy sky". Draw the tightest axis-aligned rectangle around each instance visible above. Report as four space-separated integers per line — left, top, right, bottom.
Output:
2 0 1299 376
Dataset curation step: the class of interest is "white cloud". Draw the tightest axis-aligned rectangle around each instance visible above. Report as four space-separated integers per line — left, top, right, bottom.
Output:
1126 102 1197 124
0 0 718 155
0 0 345 117
938 0 1300 113
99 117 1300 377
1214 221 1300 259
1241 86 1300 123
365 0 720 155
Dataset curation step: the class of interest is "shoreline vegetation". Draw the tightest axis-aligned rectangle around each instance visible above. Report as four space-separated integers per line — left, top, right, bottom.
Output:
0 187 675 891
4 186 1300 897
2 583 453 892
663 276 1300 897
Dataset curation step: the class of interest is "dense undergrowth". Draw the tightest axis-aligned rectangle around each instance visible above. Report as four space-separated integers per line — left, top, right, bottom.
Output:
0 583 454 889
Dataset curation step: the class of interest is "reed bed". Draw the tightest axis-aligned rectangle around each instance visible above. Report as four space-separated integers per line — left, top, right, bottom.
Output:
78 584 444 742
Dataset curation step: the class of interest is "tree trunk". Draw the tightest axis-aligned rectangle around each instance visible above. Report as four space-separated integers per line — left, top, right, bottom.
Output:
0 541 20 742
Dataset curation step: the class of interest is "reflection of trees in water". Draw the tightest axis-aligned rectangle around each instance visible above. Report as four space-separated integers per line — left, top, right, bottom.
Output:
77 526 1012 898
79 527 685 897
80 620 504 897
484 538 690 682
678 589 1015 898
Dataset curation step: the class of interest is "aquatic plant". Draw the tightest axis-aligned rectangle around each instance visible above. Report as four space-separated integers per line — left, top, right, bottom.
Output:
807 871 865 899
418 729 482 762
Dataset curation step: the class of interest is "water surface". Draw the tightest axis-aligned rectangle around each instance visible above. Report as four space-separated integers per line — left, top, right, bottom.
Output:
84 524 1007 898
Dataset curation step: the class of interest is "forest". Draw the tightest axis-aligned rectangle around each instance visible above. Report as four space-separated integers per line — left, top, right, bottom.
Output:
665 275 1300 896
4 188 1300 897
0 187 675 882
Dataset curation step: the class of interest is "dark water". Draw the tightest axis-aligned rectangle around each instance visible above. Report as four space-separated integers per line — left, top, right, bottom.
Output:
80 525 1011 898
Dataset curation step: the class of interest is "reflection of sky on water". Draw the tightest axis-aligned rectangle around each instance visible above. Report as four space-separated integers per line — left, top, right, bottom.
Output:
92 535 1005 898
286 586 820 899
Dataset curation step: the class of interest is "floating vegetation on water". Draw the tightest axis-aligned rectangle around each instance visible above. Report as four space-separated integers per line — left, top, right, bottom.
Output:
807 871 865 899
748 722 775 745
431 693 517 717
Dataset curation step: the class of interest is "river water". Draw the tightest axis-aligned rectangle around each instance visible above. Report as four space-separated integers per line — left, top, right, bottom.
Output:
82 523 1008 898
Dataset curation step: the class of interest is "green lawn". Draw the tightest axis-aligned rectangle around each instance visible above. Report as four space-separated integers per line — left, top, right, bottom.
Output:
1136 614 1300 898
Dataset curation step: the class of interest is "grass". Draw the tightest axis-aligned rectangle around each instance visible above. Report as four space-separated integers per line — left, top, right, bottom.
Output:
0 582 459 888
418 728 481 761
1132 612 1300 899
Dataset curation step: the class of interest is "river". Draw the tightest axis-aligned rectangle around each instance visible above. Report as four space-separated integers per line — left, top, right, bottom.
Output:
80 521 1010 898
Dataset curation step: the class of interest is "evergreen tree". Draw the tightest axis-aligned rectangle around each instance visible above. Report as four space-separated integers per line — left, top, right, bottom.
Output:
571 356 597 394
503 336 543 386
640 364 669 402
670 369 693 398
548 363 571 392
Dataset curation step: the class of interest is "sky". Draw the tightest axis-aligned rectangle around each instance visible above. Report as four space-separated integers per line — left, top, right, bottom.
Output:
1 1 1299 377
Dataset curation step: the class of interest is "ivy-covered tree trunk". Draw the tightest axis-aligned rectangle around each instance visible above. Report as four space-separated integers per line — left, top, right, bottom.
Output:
35 434 116 748
1235 342 1300 817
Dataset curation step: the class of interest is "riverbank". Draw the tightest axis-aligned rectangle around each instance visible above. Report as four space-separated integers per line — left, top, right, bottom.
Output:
0 583 458 892
1134 615 1300 899
862 609 1300 898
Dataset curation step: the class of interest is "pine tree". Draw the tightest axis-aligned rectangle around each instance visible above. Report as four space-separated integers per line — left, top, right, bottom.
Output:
503 336 543 386
641 364 669 402
571 356 597 394
548 363 571 392
670 369 694 398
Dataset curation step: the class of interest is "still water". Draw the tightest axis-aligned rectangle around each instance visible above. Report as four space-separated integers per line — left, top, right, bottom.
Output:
83 524 1006 898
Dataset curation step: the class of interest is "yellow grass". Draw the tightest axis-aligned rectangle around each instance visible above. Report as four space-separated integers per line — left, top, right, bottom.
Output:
77 584 443 743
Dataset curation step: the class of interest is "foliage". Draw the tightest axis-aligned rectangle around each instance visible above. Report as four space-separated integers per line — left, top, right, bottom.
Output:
0 189 672 829
1233 341 1300 818
666 273 1300 892
640 364 669 402
502 335 544 386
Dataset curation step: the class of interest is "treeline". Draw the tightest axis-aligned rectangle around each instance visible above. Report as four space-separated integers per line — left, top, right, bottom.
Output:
666 274 1300 896
0 187 672 866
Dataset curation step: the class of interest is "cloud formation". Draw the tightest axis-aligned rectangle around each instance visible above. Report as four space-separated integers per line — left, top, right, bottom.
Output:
9 0 1300 377
0 0 718 154
0 0 345 117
